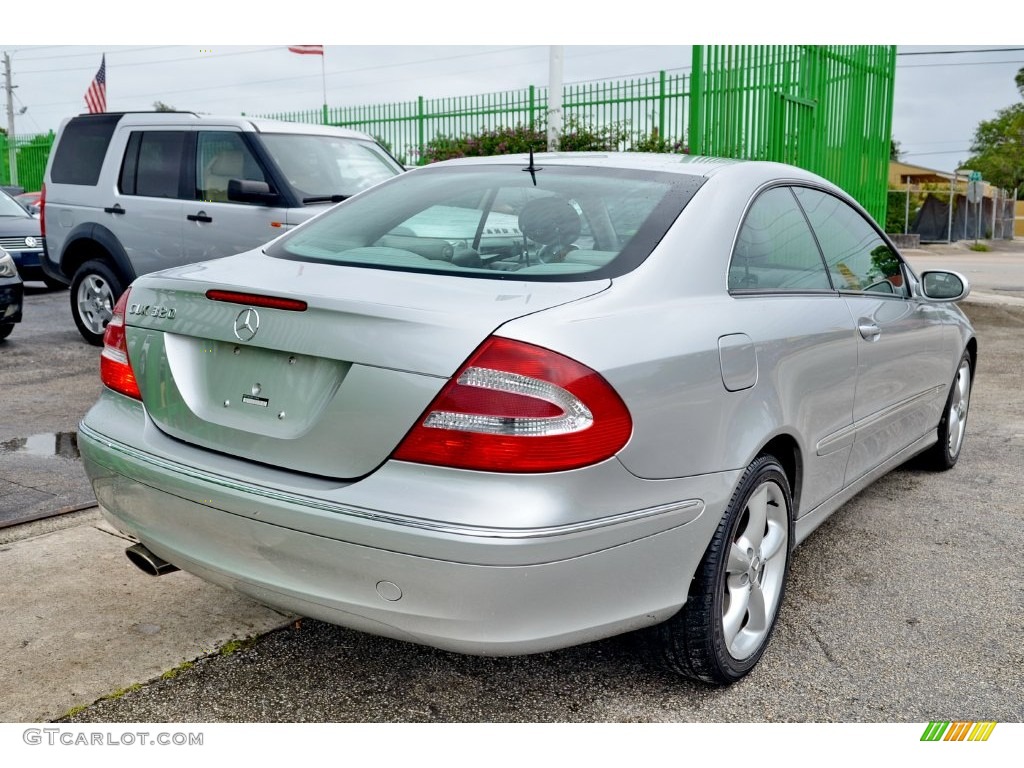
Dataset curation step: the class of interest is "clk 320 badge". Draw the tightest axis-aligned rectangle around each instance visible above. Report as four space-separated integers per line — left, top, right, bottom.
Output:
128 303 176 320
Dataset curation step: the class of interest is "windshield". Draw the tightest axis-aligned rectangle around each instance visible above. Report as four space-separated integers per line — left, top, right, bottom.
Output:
258 134 402 202
0 192 30 218
265 164 701 281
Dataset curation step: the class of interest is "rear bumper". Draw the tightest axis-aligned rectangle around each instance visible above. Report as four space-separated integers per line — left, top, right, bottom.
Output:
79 395 739 656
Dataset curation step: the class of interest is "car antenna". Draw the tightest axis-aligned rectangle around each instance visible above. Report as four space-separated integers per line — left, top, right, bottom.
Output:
522 147 543 185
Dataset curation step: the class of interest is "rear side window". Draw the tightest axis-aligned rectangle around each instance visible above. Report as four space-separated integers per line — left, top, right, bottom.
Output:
729 187 832 292
49 114 121 186
119 131 187 199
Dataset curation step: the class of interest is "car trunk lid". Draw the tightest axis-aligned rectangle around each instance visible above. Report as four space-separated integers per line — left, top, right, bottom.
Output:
122 252 608 479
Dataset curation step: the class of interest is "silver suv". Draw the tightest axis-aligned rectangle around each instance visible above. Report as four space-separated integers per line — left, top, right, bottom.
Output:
41 112 403 344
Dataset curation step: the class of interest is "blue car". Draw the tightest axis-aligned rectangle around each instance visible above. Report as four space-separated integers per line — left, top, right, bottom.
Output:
0 188 60 289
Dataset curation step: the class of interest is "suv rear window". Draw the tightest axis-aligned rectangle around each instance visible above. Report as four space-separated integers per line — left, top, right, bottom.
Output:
266 164 701 281
50 114 121 186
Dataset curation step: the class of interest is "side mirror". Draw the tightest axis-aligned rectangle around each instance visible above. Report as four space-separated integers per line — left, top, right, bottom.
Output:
227 179 280 205
920 270 970 302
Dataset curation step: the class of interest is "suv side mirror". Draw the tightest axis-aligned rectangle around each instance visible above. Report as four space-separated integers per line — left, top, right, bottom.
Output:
920 270 970 302
228 179 280 205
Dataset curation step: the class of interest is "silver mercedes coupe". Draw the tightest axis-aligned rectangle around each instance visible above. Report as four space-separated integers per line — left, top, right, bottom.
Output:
79 152 975 685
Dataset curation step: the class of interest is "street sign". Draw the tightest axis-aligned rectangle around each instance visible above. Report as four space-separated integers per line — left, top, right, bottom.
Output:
967 180 984 204
968 170 982 182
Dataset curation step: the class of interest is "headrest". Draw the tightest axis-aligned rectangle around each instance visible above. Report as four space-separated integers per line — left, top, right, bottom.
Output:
208 151 244 177
517 197 582 246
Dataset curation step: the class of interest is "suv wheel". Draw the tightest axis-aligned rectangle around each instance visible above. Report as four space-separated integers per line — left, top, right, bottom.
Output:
71 259 125 346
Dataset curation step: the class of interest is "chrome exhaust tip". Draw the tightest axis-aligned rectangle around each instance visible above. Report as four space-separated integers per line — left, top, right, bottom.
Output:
125 543 179 576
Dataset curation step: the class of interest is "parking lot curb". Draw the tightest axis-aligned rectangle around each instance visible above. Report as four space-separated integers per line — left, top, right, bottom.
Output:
0 508 294 722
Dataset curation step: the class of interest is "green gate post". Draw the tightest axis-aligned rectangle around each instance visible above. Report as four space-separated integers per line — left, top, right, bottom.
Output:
689 46 704 154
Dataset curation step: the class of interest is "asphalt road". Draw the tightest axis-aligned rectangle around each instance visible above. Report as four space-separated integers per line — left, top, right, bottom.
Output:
0 282 99 525
2 261 1023 723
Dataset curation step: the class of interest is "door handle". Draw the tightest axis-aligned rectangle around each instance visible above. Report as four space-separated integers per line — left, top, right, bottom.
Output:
858 322 881 342
187 211 213 223
103 204 125 215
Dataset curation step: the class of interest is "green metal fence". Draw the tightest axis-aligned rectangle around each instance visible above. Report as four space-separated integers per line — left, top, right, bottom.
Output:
2 46 896 221
689 45 896 222
261 70 691 168
0 132 55 193
265 46 895 221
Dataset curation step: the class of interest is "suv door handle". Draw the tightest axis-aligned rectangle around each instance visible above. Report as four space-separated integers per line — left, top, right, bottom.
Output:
187 211 213 223
104 204 125 215
858 322 882 342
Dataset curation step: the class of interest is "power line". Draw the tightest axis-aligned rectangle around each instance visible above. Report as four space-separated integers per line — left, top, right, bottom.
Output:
13 46 284 76
903 149 973 157
897 47 1024 56
898 59 1024 70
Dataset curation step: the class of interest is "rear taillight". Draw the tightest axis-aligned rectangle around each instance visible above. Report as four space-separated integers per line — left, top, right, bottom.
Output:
392 337 632 472
39 183 46 237
100 288 141 400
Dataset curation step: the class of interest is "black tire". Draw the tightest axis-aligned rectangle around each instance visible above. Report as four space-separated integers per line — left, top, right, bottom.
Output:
920 352 972 471
0 324 12 342
651 454 793 685
70 259 125 346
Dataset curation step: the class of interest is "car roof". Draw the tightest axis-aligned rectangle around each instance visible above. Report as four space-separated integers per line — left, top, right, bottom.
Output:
414 151 830 185
64 111 377 142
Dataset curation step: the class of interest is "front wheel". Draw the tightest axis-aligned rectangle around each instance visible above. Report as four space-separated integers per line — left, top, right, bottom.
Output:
920 352 972 471
651 454 793 685
70 259 125 346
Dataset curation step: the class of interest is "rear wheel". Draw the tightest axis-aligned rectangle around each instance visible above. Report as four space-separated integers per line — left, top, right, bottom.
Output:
71 259 125 346
652 454 793 685
920 352 972 471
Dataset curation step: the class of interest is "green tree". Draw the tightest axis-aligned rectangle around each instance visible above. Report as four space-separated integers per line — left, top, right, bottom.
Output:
962 66 1024 194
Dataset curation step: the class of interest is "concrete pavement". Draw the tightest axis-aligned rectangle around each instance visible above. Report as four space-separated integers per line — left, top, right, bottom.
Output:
0 509 292 722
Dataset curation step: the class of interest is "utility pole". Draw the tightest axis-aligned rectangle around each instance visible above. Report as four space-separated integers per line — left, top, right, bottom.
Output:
547 46 563 152
3 51 18 187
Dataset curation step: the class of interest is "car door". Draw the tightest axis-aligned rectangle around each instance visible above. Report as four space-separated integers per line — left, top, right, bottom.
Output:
727 185 858 515
793 186 947 485
182 129 294 262
113 128 187 276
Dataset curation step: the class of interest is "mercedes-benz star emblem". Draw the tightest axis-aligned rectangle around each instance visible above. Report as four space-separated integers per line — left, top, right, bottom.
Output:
233 308 260 342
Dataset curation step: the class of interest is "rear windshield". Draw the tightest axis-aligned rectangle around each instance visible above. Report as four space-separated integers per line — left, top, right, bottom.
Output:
50 114 121 186
265 164 702 281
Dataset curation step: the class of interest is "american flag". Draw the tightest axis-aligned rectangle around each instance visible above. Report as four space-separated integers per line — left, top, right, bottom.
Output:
85 54 106 113
288 45 324 56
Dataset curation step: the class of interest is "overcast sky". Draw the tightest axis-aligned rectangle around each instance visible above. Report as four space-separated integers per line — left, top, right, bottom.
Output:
5 8 1023 176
